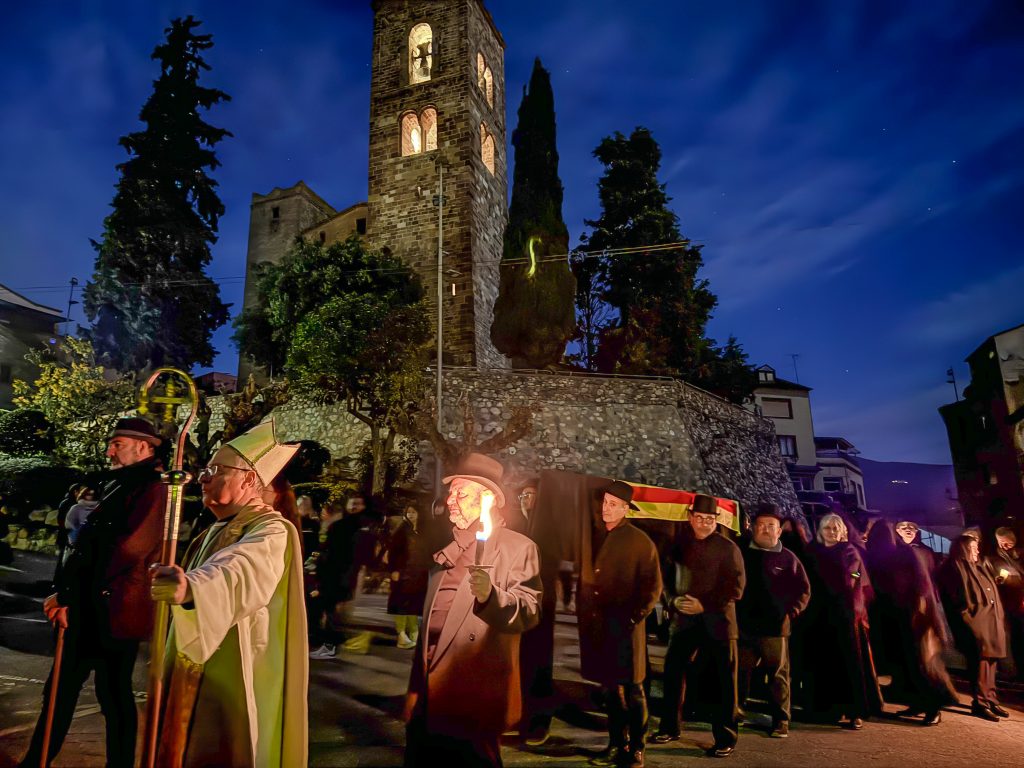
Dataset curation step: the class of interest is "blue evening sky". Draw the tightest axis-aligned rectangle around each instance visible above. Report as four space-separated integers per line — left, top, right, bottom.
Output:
2 1 1022 464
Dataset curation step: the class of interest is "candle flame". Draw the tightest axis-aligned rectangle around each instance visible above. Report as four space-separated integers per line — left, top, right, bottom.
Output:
476 492 495 542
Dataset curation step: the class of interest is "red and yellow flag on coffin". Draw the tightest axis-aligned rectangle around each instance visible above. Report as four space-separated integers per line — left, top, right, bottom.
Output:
626 483 741 533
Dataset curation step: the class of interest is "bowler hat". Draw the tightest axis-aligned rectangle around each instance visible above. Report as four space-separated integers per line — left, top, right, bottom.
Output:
110 417 163 447
600 480 640 511
691 493 718 517
752 502 785 523
442 453 506 509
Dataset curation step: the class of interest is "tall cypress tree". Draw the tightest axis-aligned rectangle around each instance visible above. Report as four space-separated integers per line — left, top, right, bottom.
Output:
490 59 576 368
83 16 230 371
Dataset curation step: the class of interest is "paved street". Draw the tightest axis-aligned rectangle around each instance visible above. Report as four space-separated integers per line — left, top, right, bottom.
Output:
1 551 1023 767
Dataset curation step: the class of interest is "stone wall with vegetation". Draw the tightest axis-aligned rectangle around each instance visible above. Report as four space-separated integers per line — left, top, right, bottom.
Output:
202 368 799 516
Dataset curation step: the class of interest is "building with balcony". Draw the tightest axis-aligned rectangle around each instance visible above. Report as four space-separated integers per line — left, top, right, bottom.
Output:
940 322 1024 529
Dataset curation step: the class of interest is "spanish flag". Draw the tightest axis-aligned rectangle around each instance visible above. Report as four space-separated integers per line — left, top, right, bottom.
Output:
626 483 741 533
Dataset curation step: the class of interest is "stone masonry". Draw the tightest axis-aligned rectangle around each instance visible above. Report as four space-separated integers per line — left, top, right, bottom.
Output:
367 0 509 368
200 369 800 516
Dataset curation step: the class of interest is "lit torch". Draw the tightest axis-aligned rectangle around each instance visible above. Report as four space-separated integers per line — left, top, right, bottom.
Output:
475 491 495 564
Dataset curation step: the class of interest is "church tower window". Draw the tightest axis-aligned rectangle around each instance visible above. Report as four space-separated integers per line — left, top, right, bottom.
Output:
409 23 433 84
477 52 493 107
401 108 438 157
480 122 495 174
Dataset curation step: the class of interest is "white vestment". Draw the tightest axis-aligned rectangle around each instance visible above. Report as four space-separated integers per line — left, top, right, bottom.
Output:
165 501 308 767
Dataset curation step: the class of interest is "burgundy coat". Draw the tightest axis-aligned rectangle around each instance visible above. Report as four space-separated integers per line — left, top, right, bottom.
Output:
59 458 167 641
407 525 541 739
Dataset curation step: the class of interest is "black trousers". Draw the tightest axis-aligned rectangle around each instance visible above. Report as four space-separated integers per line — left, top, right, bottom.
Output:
606 683 648 752
21 628 139 768
404 712 502 768
659 623 739 748
738 635 790 723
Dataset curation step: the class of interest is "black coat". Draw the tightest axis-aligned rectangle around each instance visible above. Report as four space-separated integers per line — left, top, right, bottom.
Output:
938 546 1006 659
737 543 810 638
386 520 428 616
578 520 662 685
667 530 745 642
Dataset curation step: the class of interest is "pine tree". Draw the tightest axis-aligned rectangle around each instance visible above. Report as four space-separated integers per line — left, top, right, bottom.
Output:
583 127 714 376
490 59 576 368
83 16 230 371
581 127 755 401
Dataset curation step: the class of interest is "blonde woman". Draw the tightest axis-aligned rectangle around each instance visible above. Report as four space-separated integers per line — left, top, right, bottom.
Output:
804 513 882 729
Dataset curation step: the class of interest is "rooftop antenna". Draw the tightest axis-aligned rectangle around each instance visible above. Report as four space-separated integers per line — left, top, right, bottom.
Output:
790 353 801 383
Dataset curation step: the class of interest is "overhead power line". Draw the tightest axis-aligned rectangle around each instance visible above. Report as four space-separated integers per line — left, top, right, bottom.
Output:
10 241 698 294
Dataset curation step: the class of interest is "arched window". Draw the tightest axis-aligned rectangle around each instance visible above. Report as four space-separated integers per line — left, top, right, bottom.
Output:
409 23 433 84
480 122 495 174
477 51 494 107
421 107 437 152
401 112 422 156
401 108 438 157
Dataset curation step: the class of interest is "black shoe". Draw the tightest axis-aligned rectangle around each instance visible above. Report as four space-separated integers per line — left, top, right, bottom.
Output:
589 746 626 766
921 711 941 726
706 744 735 758
972 703 1000 722
769 720 789 738
650 732 679 744
628 749 645 767
990 703 1010 718
847 717 864 730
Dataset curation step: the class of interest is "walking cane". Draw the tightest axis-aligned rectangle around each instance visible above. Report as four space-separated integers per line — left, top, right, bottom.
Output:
136 368 199 768
38 623 66 768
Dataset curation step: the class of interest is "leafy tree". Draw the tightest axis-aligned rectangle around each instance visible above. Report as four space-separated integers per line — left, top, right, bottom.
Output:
83 16 230 372
0 409 55 456
568 248 613 371
491 59 576 368
580 127 755 401
12 337 136 468
241 236 431 496
699 336 759 405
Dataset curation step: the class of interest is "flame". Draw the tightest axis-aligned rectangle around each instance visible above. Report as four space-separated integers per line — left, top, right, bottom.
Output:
476 492 495 542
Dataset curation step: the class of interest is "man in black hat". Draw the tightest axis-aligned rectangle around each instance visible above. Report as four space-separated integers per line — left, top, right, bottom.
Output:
403 452 541 767
577 480 662 768
736 503 810 739
20 417 168 768
653 493 745 758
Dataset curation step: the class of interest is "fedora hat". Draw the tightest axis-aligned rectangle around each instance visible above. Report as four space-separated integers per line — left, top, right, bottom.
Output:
442 453 506 508
691 493 718 517
599 480 640 511
110 417 164 447
752 501 785 523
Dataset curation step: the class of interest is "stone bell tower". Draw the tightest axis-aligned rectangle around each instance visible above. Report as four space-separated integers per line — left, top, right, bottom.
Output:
367 0 508 368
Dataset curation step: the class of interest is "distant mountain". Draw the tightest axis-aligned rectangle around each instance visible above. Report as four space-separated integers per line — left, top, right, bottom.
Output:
859 458 963 532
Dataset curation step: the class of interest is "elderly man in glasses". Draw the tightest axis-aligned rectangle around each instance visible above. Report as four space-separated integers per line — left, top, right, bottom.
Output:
653 493 746 758
149 421 308 768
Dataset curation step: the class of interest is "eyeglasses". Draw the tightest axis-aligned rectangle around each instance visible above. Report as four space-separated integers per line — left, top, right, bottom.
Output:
691 514 718 524
197 464 250 482
518 491 536 501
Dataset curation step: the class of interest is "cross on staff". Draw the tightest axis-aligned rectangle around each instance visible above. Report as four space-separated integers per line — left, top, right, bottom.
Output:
136 368 200 768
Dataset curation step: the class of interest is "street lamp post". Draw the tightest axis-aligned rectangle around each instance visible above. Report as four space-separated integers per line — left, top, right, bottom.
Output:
434 162 445 494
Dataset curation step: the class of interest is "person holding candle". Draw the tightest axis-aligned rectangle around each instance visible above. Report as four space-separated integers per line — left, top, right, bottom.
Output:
403 452 541 768
986 527 1024 680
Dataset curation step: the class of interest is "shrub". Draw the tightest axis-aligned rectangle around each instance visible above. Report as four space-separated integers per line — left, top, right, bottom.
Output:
0 454 85 515
0 409 55 455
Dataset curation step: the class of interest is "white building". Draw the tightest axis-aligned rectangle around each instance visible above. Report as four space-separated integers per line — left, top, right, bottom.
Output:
753 364 867 508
